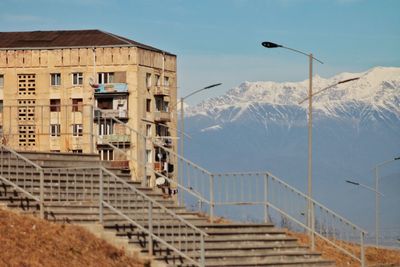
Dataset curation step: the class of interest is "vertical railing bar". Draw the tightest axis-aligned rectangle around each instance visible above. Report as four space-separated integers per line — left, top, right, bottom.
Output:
39 168 44 219
148 201 153 256
99 168 104 224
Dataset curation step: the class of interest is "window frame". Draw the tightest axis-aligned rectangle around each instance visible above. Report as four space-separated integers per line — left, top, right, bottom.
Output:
50 124 61 137
72 124 83 137
72 98 83 112
72 72 83 86
50 99 61 112
50 73 61 86
98 72 114 84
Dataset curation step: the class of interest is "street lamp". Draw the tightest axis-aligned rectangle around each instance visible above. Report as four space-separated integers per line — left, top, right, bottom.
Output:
345 179 384 196
262 41 359 250
177 83 222 205
374 157 400 246
262 41 322 250
178 83 222 160
346 178 384 246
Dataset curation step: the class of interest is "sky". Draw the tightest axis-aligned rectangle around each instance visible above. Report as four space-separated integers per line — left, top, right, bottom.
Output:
1 0 400 105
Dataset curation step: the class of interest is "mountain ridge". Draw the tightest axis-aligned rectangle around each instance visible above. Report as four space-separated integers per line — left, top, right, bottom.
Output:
186 66 400 125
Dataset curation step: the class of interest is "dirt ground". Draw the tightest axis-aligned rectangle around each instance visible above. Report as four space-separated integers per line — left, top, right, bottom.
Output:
1 205 399 267
288 231 400 267
0 207 144 267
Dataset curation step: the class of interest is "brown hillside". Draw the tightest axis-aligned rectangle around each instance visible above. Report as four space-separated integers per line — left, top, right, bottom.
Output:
0 207 144 267
288 231 400 267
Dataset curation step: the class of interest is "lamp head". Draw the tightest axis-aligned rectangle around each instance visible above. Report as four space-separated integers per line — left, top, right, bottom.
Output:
346 180 360 186
204 83 222 89
262 42 282 48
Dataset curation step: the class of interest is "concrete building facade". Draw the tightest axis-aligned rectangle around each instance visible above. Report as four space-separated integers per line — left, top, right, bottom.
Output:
0 30 177 185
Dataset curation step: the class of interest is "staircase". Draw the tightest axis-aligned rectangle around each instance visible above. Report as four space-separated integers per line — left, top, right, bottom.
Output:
0 147 335 267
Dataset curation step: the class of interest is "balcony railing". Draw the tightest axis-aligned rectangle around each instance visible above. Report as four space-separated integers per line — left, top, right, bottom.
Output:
94 109 128 119
94 83 128 93
154 111 171 122
96 134 130 144
154 86 170 96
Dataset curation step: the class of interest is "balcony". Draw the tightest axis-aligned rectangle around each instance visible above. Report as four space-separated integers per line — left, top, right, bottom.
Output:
94 109 128 119
154 111 171 122
154 86 170 96
96 134 130 144
153 137 173 148
94 83 128 94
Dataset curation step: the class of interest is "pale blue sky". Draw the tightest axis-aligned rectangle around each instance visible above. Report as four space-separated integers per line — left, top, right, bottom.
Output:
1 0 399 104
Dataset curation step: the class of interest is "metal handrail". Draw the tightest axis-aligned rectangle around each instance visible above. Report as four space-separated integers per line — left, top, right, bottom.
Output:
100 166 207 266
207 171 367 266
0 175 41 202
215 171 367 233
0 144 43 170
268 172 366 232
100 166 208 236
103 202 203 266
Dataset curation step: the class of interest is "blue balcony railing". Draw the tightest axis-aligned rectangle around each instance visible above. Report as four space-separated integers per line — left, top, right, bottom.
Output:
95 83 128 93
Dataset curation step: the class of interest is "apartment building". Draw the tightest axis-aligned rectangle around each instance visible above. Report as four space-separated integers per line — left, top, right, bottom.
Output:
0 30 177 185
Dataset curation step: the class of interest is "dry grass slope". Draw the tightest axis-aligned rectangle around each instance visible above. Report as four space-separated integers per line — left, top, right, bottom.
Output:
288 231 400 267
0 207 144 267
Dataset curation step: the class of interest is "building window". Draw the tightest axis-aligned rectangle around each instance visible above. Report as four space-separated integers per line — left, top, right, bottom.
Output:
50 124 60 137
0 100 3 113
51 73 61 86
146 99 151 112
146 124 151 136
0 74 4 88
72 98 83 112
72 149 83 154
72 72 83 85
97 98 113 109
155 74 160 86
98 72 114 84
72 124 83 136
155 97 169 112
50 99 61 112
146 73 152 89
100 149 113 161
146 149 152 163
163 76 170 87
98 121 113 135
156 124 169 137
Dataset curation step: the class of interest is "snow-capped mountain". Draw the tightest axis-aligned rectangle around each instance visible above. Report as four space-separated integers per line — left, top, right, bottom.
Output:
183 67 400 242
186 66 400 127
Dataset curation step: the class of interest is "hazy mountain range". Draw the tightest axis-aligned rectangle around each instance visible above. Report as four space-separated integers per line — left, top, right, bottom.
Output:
184 66 400 244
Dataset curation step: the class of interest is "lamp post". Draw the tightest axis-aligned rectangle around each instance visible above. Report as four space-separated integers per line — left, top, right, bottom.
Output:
178 83 222 161
346 156 399 246
346 178 384 246
177 83 222 205
374 157 400 246
262 41 360 249
261 41 322 249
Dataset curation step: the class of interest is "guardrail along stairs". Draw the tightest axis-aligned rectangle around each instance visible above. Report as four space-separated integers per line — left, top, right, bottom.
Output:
0 145 335 267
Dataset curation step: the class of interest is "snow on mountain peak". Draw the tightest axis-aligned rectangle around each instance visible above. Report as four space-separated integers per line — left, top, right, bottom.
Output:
186 66 400 120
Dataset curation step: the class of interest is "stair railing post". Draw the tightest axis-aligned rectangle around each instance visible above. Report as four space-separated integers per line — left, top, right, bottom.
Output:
311 201 315 250
89 104 94 154
200 233 205 267
264 173 269 223
142 134 147 187
148 201 153 256
39 168 44 219
99 168 104 224
360 231 365 267
209 174 214 223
